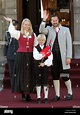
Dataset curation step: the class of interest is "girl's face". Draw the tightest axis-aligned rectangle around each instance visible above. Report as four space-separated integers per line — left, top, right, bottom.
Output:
23 21 30 32
38 38 45 46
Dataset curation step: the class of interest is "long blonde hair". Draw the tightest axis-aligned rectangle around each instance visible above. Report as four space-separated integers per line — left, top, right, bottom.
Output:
20 18 33 36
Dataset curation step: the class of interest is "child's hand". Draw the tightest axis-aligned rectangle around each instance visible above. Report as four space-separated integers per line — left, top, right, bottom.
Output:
38 63 45 67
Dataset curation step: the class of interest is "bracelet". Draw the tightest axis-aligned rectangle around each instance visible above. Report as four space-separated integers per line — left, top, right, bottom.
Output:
43 20 46 22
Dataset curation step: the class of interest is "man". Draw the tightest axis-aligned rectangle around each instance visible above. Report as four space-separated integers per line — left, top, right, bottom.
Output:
4 19 19 90
39 10 73 101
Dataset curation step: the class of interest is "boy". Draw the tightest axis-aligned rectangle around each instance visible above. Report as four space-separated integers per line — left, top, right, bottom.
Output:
33 34 53 104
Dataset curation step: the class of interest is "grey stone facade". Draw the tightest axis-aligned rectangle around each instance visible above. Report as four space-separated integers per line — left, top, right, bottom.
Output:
73 0 80 58
0 0 17 59
0 0 17 90
0 0 80 89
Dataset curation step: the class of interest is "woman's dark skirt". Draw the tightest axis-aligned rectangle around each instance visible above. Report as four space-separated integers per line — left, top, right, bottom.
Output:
12 52 35 93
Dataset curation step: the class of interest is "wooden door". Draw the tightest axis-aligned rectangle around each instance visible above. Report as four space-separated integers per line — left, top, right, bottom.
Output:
16 0 74 38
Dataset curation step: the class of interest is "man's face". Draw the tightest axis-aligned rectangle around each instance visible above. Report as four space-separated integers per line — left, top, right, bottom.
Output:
14 25 18 30
51 16 59 27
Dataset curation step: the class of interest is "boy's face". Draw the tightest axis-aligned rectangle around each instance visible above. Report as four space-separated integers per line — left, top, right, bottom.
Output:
38 38 45 46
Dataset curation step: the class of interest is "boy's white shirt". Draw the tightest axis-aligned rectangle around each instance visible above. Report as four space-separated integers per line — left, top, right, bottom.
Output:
33 45 53 66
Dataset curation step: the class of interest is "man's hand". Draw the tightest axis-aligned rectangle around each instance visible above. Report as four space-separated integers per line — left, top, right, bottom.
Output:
43 10 49 21
66 58 71 65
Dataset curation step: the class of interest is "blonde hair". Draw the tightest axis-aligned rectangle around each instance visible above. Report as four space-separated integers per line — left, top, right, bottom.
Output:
20 18 33 36
37 34 46 41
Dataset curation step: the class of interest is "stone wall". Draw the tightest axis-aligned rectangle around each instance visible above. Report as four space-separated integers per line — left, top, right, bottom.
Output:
0 0 17 59
0 0 80 60
0 0 17 90
73 0 80 58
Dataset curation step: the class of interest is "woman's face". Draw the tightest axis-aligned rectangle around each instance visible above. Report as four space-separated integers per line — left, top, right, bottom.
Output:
23 21 30 32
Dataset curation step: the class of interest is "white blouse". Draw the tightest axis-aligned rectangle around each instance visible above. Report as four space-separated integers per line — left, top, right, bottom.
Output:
8 23 38 46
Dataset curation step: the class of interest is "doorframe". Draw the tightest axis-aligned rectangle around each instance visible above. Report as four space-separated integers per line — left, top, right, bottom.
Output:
16 0 23 29
69 0 74 57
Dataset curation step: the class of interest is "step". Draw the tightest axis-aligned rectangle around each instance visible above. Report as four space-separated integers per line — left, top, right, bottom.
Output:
3 75 80 89
49 75 80 88
3 59 80 89
0 80 3 91
3 77 11 89
70 69 80 76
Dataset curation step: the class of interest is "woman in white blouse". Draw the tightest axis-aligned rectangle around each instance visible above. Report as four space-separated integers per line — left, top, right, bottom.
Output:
4 17 37 102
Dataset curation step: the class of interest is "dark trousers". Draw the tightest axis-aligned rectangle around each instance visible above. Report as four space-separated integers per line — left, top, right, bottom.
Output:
51 51 70 81
34 62 49 86
7 59 15 88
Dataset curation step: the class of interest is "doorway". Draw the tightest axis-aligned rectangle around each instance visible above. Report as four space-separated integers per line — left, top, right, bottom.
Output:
22 0 41 35
17 0 74 37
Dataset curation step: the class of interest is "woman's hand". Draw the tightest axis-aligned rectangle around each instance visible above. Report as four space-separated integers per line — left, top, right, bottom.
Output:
4 16 12 23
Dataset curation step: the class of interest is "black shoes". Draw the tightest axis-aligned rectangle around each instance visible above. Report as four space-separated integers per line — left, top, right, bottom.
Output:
52 94 73 102
37 98 41 104
26 94 32 102
65 94 73 100
37 98 48 104
44 98 48 104
52 95 60 101
22 94 32 102
22 94 27 102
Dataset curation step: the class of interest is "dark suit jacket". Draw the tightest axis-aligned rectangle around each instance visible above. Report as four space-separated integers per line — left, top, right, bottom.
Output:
4 31 19 60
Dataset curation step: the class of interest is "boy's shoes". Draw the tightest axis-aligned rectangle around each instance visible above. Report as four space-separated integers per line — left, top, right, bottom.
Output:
52 95 60 101
44 98 48 104
37 98 41 104
65 94 73 100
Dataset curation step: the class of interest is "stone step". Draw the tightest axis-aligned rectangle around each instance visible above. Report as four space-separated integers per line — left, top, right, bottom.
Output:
0 80 3 91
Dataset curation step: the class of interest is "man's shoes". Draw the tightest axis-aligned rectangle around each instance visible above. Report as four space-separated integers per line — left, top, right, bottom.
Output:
26 94 32 101
65 94 73 100
44 98 48 104
37 98 41 104
52 95 60 101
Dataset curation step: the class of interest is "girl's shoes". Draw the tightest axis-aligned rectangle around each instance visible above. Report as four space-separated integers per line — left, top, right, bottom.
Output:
22 94 32 102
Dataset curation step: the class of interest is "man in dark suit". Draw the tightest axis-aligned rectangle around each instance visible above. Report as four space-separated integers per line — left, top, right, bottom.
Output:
4 19 19 90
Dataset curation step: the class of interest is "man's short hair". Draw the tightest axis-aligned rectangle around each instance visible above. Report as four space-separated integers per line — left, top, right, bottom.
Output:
50 14 59 19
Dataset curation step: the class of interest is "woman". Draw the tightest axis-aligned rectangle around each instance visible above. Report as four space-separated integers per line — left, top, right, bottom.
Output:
4 17 37 102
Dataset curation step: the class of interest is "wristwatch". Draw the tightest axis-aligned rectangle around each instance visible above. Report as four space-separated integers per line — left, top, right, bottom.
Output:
43 20 46 22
